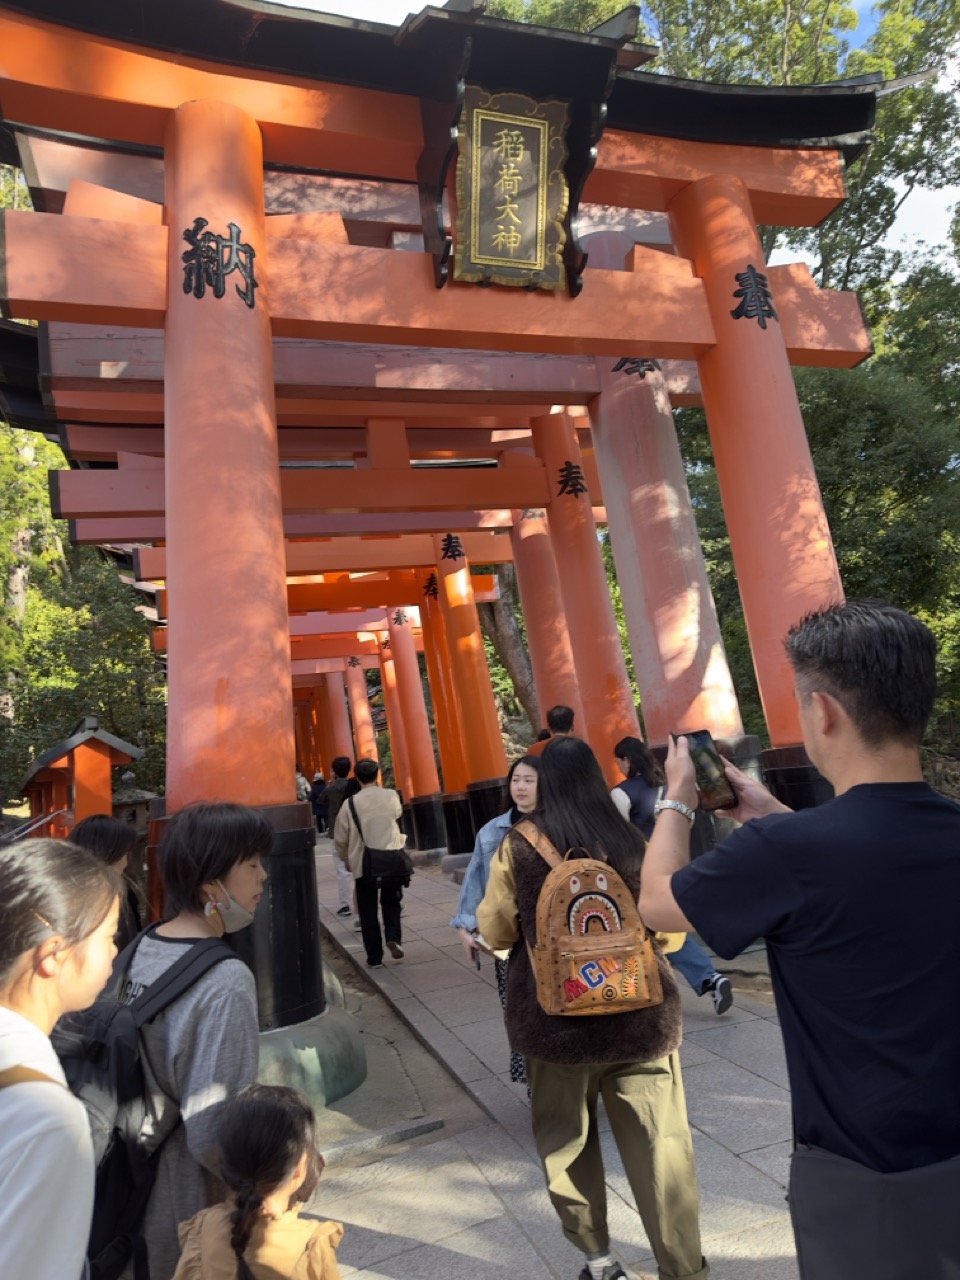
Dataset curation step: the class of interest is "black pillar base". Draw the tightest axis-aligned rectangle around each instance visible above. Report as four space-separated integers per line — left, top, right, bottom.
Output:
409 792 444 850
400 803 415 845
761 744 834 811
442 792 475 854
148 801 324 1032
466 776 506 834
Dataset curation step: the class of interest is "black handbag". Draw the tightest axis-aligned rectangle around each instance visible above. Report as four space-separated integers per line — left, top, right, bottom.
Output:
348 796 414 883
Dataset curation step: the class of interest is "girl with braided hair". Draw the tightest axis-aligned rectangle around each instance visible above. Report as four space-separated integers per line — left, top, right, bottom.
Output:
173 1083 343 1279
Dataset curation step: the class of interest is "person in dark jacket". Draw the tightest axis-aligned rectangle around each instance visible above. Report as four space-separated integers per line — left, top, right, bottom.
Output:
69 812 142 950
309 772 328 835
478 735 708 1280
322 758 355 916
611 737 733 1015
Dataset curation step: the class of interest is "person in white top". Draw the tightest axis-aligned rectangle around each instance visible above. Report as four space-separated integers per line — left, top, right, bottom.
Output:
0 836 121 1280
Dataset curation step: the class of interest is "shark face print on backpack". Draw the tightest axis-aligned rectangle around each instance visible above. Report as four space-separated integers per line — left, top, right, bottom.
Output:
517 821 663 1017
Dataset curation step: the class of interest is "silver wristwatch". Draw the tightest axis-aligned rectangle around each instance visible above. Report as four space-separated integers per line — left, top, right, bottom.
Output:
653 798 696 825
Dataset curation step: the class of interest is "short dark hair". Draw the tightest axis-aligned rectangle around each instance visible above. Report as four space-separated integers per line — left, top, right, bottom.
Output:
331 756 352 779
354 758 380 786
159 803 274 918
545 705 575 734
786 599 937 747
613 736 664 787
70 813 138 868
0 838 121 985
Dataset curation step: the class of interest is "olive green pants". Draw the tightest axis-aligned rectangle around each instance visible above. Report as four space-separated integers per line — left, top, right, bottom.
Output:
526 1051 709 1280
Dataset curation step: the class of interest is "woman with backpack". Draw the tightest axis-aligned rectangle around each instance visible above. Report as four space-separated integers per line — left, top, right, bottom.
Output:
612 738 733 1015
0 836 121 1280
123 802 273 1280
477 735 708 1280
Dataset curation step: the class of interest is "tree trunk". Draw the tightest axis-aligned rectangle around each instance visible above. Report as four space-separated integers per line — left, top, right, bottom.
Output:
477 564 539 734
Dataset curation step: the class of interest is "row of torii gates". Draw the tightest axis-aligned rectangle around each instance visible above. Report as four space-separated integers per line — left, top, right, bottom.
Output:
0 0 885 1030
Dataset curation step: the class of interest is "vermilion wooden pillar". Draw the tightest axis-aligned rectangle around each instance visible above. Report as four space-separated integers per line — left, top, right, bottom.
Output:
380 648 414 799
345 662 378 762
386 608 440 796
509 504 585 732
294 702 311 776
432 535 506 829
387 604 443 847
164 100 294 806
324 671 355 761
416 568 468 795
531 412 640 782
669 175 845 746
311 683 334 773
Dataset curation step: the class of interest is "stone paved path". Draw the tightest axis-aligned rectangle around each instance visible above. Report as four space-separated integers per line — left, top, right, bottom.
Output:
313 838 798 1279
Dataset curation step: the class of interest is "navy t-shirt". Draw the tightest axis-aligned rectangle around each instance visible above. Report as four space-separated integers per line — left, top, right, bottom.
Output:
672 782 960 1173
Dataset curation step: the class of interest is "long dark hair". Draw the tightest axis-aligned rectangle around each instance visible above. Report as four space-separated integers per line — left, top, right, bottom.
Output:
0 838 120 986
534 736 645 875
217 1084 322 1280
613 736 664 787
502 754 539 814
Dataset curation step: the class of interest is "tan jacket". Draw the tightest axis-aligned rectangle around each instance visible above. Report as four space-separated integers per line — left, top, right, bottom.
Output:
333 783 405 878
173 1202 343 1280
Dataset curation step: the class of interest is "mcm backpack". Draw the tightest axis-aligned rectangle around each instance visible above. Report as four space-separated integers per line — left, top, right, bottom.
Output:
515 820 664 1017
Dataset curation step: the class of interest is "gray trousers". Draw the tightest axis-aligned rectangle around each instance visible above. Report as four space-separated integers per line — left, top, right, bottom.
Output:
790 1144 960 1279
526 1052 709 1279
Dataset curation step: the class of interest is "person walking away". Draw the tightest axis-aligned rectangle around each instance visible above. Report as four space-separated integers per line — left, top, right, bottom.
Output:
611 738 732 1015
323 758 356 917
310 772 329 836
173 1083 343 1280
0 837 121 1280
295 768 311 803
71 811 143 951
478 735 708 1280
451 754 539 1084
119 802 272 1280
639 600 960 1280
334 758 408 968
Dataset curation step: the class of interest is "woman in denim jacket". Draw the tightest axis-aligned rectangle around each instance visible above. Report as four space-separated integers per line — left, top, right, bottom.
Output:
451 754 538 1084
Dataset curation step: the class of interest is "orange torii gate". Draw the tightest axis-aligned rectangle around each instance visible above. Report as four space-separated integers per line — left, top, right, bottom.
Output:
0 0 886 1036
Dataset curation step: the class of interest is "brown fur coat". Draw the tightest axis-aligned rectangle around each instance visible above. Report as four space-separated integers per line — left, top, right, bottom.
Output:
502 829 683 1065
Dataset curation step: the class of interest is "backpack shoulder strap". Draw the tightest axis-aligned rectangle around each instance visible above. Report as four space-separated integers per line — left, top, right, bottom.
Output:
514 820 564 869
347 795 364 844
127 938 238 1027
0 1065 65 1089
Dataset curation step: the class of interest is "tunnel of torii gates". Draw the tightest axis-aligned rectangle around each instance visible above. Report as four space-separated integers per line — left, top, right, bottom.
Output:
0 0 891 1030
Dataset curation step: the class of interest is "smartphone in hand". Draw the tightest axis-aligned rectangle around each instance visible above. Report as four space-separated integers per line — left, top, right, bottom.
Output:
681 729 738 811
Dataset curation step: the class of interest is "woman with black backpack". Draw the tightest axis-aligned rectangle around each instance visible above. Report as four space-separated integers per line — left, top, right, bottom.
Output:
477 735 708 1280
0 836 121 1280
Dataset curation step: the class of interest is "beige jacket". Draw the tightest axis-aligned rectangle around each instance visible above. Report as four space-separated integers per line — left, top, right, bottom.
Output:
333 783 406 878
173 1203 343 1280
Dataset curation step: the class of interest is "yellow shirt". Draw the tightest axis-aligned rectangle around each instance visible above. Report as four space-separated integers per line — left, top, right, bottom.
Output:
173 1203 343 1280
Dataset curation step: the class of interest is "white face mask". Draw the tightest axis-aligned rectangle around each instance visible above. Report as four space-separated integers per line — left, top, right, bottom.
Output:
206 880 256 933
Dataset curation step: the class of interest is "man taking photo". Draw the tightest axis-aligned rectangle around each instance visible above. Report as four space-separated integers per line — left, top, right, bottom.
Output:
639 599 960 1280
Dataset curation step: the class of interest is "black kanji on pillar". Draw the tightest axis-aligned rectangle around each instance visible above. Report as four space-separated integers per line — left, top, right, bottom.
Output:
440 533 465 561
182 218 258 309
730 264 777 329
393 609 407 626
611 357 662 378
347 656 361 667
557 460 588 499
423 572 440 599
381 638 391 651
